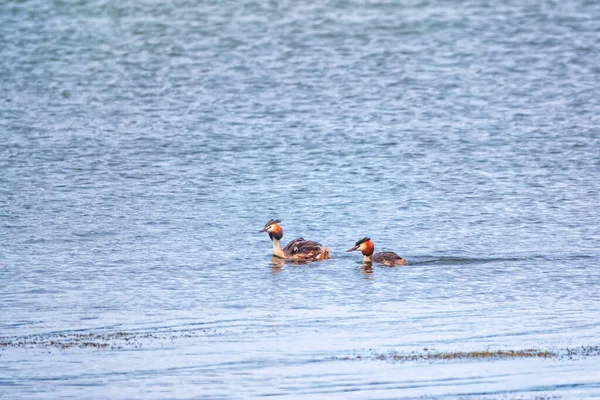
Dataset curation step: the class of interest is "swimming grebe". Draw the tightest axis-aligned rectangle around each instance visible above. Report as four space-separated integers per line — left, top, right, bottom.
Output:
259 219 331 262
346 237 407 266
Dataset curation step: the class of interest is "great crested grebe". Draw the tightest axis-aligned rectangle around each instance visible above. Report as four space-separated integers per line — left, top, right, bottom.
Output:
347 237 407 266
259 219 331 262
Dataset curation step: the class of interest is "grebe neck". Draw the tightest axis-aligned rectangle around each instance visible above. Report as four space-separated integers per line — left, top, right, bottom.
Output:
363 254 372 263
272 239 286 258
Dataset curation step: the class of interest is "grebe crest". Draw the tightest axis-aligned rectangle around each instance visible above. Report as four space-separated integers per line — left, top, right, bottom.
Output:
260 219 283 241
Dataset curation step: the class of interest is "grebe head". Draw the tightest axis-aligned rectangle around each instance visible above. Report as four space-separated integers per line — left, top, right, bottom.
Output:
346 237 374 256
259 219 283 241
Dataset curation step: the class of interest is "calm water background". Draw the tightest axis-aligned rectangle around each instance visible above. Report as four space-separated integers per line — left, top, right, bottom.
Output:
1 0 600 398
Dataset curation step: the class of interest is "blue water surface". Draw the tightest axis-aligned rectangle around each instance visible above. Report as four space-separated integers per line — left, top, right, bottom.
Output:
1 0 599 398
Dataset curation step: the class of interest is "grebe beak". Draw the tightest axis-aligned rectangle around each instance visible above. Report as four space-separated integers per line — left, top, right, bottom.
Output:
346 245 359 252
259 228 267 232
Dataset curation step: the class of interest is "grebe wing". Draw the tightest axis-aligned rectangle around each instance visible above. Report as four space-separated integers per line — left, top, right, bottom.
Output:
284 238 323 255
372 251 404 263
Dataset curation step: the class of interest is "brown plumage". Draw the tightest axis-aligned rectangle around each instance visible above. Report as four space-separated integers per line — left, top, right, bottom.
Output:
347 237 407 266
372 251 407 266
259 220 330 262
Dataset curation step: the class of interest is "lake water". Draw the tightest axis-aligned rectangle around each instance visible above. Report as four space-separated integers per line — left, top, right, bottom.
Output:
1 0 599 398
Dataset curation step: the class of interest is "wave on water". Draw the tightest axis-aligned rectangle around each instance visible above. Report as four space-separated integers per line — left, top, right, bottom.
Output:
407 253 597 266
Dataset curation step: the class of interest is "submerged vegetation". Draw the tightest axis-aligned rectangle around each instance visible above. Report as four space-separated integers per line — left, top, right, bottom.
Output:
0 331 155 350
335 345 600 363
1 328 599 367
0 329 212 351
368 349 554 361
